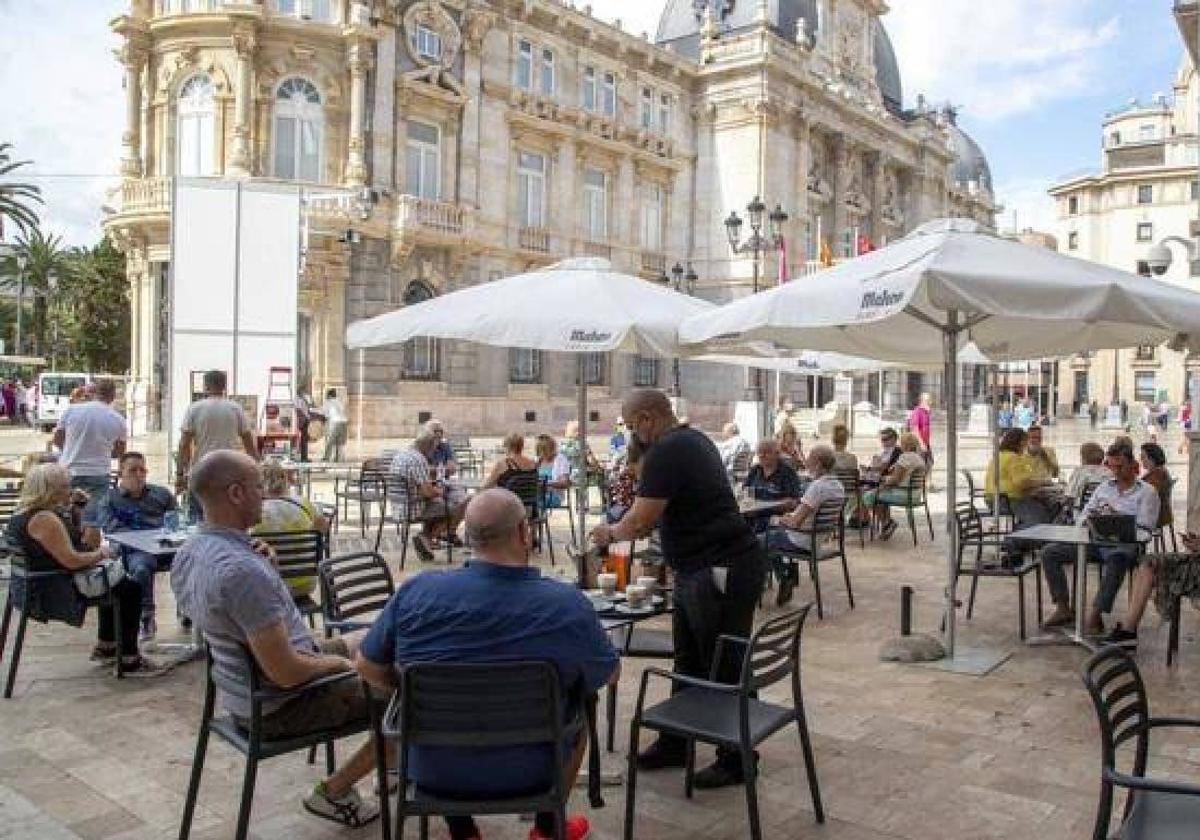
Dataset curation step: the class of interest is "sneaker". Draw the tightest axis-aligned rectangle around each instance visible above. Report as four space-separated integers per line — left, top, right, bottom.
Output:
693 752 760 790
1104 623 1138 649
119 656 173 679
1041 606 1075 630
139 615 157 643
529 815 590 840
635 739 687 771
302 783 380 828
412 534 435 562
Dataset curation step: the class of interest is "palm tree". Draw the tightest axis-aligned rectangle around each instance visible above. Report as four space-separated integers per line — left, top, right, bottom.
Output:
0 228 69 356
0 142 42 239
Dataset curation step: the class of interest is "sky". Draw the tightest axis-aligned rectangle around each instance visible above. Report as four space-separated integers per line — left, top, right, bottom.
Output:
0 0 1188 245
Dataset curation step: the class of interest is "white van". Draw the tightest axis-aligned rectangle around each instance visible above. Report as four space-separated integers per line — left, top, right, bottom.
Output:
36 372 92 432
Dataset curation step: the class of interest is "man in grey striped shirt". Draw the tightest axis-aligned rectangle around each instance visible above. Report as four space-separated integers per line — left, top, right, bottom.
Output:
171 451 382 829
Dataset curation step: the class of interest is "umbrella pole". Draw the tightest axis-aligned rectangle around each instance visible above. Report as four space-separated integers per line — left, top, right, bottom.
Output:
576 356 588 587
943 311 960 658
991 366 1001 533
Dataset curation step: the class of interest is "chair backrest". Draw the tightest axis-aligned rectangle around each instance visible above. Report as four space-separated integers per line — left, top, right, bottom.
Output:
737 604 813 693
953 502 984 545
1079 481 1101 511
961 469 978 496
254 529 324 588
832 468 860 495
0 486 22 531
808 497 845 542
1081 646 1151 795
500 468 541 516
319 551 395 625
399 661 564 749
730 448 752 481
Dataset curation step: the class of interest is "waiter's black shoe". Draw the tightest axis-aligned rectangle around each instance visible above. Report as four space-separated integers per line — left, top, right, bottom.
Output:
635 739 687 771
775 576 796 607
693 752 760 789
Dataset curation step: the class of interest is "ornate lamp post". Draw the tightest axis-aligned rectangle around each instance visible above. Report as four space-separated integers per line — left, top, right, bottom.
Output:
725 197 788 402
662 261 698 395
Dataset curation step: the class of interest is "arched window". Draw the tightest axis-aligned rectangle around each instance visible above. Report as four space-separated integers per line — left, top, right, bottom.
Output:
273 77 323 182
401 281 439 380
177 75 215 176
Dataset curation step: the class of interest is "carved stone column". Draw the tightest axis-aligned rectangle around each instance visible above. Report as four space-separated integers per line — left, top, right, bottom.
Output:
229 25 257 176
344 39 373 187
119 42 147 177
831 133 850 255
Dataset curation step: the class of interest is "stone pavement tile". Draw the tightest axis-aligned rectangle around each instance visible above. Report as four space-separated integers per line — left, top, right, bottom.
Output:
0 786 80 840
65 808 144 840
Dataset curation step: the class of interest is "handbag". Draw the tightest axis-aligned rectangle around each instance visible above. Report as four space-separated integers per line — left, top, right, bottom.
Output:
74 558 126 599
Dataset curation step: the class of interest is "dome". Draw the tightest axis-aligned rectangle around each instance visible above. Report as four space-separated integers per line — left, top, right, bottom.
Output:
943 109 993 194
656 1 904 114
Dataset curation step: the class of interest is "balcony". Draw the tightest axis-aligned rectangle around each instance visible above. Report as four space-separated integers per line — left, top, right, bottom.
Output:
395 195 469 239
519 226 550 254
115 176 172 220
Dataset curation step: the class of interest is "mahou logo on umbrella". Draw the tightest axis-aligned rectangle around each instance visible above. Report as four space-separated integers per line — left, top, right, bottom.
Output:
858 288 905 319
565 328 613 349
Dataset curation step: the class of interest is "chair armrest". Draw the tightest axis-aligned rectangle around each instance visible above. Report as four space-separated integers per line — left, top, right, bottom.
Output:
252 668 359 703
643 666 738 695
1148 716 1200 731
1106 769 1200 797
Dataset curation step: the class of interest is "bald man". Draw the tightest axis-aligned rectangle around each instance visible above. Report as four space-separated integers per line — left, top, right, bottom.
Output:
590 389 766 789
170 451 383 829
356 489 618 840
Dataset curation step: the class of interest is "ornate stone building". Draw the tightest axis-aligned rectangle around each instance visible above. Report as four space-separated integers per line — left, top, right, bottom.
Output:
1049 51 1200 413
105 0 998 437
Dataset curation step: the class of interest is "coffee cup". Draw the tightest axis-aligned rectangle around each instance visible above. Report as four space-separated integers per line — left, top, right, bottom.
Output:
635 576 657 594
597 573 618 596
625 584 648 609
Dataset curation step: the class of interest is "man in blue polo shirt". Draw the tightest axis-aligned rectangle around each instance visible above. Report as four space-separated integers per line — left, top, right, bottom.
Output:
357 489 618 840
86 451 178 641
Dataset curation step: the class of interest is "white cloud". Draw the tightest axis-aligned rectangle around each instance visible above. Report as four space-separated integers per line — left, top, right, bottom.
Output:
994 178 1059 236
0 0 125 246
885 0 1120 121
586 0 663 41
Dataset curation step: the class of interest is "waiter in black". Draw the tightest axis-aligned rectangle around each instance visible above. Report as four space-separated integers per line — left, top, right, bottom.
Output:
590 388 766 789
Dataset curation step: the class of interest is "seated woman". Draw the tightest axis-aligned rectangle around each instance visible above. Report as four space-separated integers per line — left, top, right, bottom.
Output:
742 438 802 533
535 433 571 509
606 437 643 523
250 460 329 601
864 432 927 540
5 464 165 675
1139 442 1173 534
776 422 804 468
983 428 1053 528
830 423 858 474
482 432 538 490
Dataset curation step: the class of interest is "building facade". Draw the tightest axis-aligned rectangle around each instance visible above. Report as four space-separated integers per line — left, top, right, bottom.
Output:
105 0 998 437
1049 51 1200 414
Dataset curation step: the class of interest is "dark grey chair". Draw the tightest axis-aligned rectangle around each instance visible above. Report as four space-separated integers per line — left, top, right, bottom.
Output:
253 529 324 628
833 467 868 548
0 541 127 698
1081 645 1200 840
953 502 1042 640
318 551 395 636
878 467 934 546
333 459 389 537
624 606 824 840
375 475 449 567
500 469 555 565
766 498 852 619
383 661 583 840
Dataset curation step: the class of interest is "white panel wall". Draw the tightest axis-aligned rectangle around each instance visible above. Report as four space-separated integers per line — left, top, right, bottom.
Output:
169 179 300 463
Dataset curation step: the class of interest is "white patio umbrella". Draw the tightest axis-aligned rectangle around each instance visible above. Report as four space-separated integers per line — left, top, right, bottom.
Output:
346 257 715 579
681 218 1200 657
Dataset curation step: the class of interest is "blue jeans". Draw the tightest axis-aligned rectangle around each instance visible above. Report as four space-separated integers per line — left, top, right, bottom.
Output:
70 474 111 521
1041 542 1139 614
121 549 158 616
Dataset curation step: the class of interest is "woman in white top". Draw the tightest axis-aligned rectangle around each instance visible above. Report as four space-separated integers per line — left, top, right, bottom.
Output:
320 388 348 462
866 432 927 540
764 445 845 606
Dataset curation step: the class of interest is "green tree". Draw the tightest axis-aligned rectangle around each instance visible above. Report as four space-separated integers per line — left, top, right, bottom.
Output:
0 227 70 357
0 142 41 239
54 238 130 374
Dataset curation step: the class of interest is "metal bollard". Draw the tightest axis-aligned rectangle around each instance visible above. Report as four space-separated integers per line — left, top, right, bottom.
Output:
900 585 913 636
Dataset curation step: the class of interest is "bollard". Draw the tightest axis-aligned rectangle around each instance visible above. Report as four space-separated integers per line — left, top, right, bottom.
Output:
900 585 913 636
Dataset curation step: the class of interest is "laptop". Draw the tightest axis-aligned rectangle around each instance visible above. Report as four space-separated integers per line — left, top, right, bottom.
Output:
1087 513 1137 544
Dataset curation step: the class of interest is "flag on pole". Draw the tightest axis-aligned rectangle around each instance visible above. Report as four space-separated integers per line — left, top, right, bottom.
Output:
819 237 834 268
777 237 789 285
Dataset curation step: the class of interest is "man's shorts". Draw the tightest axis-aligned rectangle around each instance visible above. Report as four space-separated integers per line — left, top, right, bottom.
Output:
253 637 370 740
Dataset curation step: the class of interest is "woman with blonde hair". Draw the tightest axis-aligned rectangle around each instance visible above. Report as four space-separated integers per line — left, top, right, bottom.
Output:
865 432 927 540
483 432 538 490
776 422 803 468
535 434 571 509
249 459 329 599
4 464 164 675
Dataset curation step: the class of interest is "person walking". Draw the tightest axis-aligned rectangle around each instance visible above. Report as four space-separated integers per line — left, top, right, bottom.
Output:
53 379 127 511
319 387 348 462
1088 399 1099 429
590 389 766 789
175 370 259 517
293 386 315 462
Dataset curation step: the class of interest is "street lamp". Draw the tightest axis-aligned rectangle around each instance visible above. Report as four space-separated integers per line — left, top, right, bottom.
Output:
662 260 699 394
726 197 788 401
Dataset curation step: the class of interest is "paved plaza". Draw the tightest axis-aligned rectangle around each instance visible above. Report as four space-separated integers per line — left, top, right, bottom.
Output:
1 419 1198 840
